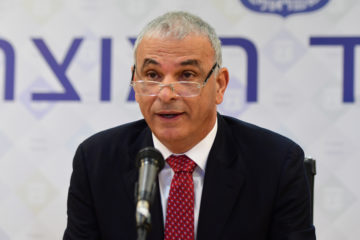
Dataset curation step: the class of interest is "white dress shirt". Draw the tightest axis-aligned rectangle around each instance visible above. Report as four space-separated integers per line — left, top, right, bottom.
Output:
152 119 218 238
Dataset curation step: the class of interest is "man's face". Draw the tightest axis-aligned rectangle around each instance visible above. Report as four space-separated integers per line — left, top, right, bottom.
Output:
134 35 228 153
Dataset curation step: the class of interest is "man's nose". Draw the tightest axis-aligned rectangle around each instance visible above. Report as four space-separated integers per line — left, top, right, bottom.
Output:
157 78 178 101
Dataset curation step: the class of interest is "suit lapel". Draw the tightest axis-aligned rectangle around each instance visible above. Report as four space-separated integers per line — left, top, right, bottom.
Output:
197 115 247 240
121 126 164 240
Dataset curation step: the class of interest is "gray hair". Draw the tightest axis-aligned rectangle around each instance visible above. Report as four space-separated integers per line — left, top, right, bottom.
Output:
133 11 222 67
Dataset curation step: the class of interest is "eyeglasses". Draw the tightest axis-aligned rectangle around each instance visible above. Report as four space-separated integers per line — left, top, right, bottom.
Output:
130 63 219 97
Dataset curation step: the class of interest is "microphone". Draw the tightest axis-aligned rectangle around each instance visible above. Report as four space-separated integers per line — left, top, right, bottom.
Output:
135 147 164 240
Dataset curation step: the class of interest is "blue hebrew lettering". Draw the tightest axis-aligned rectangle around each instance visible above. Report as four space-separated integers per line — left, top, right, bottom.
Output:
101 38 112 101
220 37 258 102
32 38 82 101
310 37 360 103
0 39 15 100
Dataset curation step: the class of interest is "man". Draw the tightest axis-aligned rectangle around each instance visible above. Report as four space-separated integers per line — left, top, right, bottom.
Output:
64 11 316 240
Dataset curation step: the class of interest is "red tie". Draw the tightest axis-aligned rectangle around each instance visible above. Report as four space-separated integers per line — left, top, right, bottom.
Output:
164 155 196 240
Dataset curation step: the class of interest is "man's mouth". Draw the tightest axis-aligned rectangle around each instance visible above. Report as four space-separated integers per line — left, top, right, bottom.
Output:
158 113 183 119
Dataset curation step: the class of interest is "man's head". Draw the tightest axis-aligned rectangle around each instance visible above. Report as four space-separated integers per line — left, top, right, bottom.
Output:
133 11 223 67
132 11 229 153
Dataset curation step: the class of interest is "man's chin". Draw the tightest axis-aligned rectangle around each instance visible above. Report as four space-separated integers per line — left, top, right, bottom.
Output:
154 129 185 144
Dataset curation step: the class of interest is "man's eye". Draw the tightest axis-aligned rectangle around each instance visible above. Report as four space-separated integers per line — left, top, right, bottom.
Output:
146 71 159 80
182 71 196 80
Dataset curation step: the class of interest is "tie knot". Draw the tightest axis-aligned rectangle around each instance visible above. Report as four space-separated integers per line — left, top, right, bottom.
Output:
167 155 196 173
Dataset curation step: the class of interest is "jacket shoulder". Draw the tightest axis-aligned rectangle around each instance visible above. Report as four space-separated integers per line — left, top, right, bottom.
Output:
220 115 298 148
80 119 148 150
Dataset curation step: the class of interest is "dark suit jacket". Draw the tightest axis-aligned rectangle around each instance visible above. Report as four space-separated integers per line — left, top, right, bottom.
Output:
64 114 316 240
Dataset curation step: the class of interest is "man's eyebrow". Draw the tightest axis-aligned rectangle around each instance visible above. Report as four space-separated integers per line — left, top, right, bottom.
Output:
139 58 201 71
141 58 159 71
180 59 200 67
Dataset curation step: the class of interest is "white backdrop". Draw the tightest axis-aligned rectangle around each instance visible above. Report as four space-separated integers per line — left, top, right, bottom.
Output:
0 0 359 239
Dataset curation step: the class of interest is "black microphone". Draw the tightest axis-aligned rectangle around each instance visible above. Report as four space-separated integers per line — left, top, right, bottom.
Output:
135 147 164 240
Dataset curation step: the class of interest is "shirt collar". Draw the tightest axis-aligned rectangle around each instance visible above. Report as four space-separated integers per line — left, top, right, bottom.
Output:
152 118 218 172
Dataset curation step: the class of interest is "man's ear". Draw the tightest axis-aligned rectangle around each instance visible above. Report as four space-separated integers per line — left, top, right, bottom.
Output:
215 67 229 105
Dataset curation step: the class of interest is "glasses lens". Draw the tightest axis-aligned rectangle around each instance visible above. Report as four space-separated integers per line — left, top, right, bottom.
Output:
174 82 201 97
133 81 201 97
134 81 158 96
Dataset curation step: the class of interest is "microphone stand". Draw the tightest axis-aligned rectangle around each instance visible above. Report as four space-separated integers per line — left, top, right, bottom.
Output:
136 209 151 240
137 227 147 240
135 183 154 240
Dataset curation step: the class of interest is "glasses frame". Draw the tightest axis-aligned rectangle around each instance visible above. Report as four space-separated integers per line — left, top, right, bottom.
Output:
130 62 219 97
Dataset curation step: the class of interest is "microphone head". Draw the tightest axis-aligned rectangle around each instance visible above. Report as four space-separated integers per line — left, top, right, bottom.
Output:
135 147 165 170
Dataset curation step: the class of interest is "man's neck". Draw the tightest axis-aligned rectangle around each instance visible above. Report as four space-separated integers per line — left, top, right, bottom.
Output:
153 117 218 157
